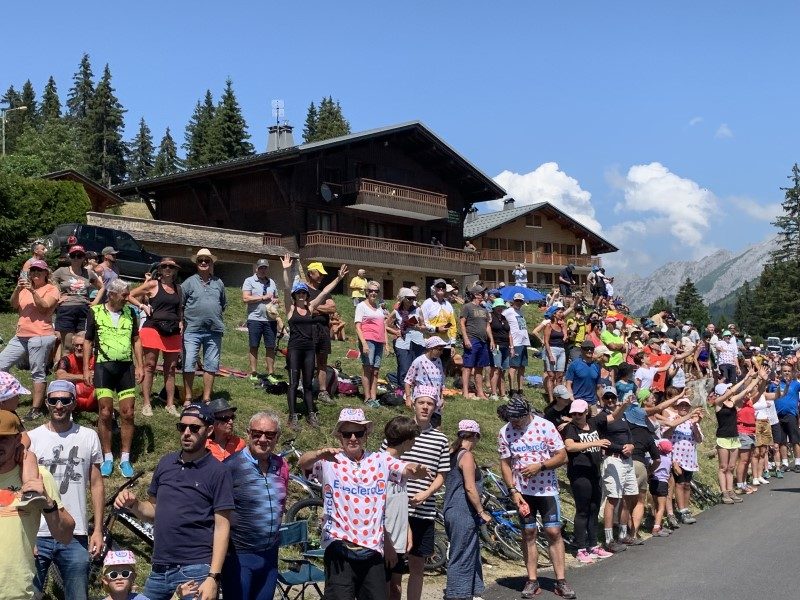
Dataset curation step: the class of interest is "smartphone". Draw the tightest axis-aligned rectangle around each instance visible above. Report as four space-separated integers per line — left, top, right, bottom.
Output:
406 315 418 325
19 271 28 282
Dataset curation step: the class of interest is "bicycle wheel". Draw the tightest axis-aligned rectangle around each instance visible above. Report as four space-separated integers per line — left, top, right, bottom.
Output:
425 532 449 572
285 497 325 550
492 522 524 562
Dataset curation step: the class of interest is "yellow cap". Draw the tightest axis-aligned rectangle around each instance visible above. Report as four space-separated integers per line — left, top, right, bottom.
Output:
306 262 328 275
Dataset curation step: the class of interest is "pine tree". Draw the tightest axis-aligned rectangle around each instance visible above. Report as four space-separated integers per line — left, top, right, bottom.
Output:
19 80 39 131
128 118 155 181
204 79 254 162
734 281 756 336
302 102 318 143
40 76 61 122
85 64 127 185
11 118 86 174
66 53 95 120
152 128 182 176
314 96 350 141
1 85 25 153
771 164 800 263
674 277 710 328
648 296 674 316
183 90 215 168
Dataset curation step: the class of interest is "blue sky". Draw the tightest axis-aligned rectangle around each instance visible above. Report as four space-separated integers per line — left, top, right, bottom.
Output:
4 1 797 275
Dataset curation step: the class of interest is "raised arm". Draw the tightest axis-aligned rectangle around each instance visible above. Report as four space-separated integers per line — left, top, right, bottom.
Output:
281 254 294 312
308 265 349 312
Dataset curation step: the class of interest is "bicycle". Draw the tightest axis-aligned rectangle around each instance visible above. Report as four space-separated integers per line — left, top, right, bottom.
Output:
690 479 723 508
279 438 322 500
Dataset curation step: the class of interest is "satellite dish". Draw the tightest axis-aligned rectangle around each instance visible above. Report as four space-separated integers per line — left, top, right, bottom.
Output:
321 184 333 203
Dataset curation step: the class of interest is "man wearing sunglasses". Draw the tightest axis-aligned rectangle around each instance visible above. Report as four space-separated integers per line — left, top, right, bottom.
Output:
205 398 245 461
181 248 227 404
116 403 234 600
29 380 104 600
221 410 288 599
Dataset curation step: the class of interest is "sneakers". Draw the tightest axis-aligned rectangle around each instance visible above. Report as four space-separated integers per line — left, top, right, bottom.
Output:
119 461 135 478
620 535 644 546
750 478 761 486
521 579 542 598
575 549 595 564
651 527 670 537
165 405 180 417
249 373 261 382
666 514 681 529
288 415 300 432
16 491 48 509
307 412 320 428
554 580 577 599
762 469 771 480
722 493 735 505
603 541 627 553
365 399 381 408
780 463 790 472
775 468 785 479
317 391 336 405
679 509 697 524
100 460 114 478
758 477 770 485
141 405 153 417
792 464 800 473
589 545 613 559
265 374 280 384
22 408 43 422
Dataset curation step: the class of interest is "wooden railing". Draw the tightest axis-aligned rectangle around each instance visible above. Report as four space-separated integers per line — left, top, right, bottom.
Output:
479 248 601 268
301 231 478 274
341 178 448 218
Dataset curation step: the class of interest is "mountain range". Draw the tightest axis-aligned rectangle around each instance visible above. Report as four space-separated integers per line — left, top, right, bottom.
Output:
614 236 777 316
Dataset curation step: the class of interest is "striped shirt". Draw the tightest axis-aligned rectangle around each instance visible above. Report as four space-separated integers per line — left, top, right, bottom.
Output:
382 426 450 520
223 448 289 552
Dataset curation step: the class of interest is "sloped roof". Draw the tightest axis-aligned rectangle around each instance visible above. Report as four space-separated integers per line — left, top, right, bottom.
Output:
464 201 618 255
112 121 506 203
42 169 125 211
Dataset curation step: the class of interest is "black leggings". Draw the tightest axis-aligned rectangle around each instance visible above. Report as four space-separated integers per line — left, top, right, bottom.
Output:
287 346 315 416
569 469 601 550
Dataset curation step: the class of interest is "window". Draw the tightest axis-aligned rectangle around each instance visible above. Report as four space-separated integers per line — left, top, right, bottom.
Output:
488 238 500 250
537 272 553 285
323 167 342 184
113 231 141 253
367 222 385 238
525 214 542 227
536 242 552 254
481 269 497 282
512 240 525 252
562 244 577 256
317 212 334 231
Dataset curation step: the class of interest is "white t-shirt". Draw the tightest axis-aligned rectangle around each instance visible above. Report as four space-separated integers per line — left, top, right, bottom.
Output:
29 423 102 536
635 366 658 390
753 395 772 421
503 306 530 347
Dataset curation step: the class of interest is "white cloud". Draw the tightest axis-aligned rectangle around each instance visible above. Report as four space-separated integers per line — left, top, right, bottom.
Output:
611 162 718 252
489 162 602 231
728 196 781 222
715 123 734 139
689 116 703 126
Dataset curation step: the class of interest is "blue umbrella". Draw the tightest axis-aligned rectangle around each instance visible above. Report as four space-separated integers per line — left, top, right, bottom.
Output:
497 285 546 303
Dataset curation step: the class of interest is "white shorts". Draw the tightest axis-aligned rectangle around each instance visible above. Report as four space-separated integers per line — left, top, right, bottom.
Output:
602 455 638 498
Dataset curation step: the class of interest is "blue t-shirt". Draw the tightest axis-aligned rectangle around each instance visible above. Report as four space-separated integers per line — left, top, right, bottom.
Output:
224 448 288 552
241 275 277 322
181 274 227 333
616 379 637 401
148 451 235 565
774 379 800 417
566 358 601 404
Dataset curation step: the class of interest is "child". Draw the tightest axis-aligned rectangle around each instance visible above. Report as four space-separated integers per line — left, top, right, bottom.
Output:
665 398 704 524
100 549 150 600
0 372 45 506
650 439 674 536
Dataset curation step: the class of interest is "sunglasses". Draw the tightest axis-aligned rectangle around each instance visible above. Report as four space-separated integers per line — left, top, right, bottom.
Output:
215 414 235 422
367 289 380 294
160 265 177 270
176 423 203 434
69 253 86 259
248 429 279 440
105 569 133 580
197 259 212 264
340 429 367 439
29 269 46 275
45 395 75 407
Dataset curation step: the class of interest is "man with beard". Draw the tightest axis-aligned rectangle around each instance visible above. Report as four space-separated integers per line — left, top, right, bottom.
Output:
94 246 119 288
115 403 234 600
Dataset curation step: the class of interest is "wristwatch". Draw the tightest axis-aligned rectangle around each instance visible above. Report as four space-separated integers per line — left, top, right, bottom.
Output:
42 500 58 513
207 572 221 582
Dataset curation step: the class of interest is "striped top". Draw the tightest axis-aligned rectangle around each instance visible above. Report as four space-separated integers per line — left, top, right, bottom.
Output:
381 426 450 520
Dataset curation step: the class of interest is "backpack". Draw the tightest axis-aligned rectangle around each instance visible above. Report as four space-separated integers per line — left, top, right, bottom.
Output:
379 388 405 407
338 377 361 396
311 365 339 397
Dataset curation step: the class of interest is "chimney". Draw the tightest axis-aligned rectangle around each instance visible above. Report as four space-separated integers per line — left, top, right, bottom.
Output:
465 206 478 223
503 197 515 211
267 123 295 152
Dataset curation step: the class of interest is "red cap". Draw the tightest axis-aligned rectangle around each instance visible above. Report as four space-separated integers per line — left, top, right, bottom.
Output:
68 245 86 255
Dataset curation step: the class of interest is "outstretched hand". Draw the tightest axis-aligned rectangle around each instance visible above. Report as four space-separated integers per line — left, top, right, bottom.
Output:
281 253 293 269
338 264 349 279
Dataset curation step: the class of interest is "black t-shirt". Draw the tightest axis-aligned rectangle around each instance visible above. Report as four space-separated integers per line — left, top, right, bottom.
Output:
563 418 602 473
544 403 571 429
665 326 681 343
306 285 331 327
630 424 660 465
595 408 632 454
559 267 573 283
490 312 510 348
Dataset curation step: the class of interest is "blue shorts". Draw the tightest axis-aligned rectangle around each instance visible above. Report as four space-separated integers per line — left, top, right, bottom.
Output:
509 345 529 368
183 331 222 373
490 346 511 370
463 337 490 368
247 319 277 350
361 340 384 368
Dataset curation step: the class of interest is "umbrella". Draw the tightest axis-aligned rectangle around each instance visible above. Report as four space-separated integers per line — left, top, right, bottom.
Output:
497 285 545 303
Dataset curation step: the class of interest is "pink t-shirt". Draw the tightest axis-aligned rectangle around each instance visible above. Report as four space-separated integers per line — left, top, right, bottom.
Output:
354 301 387 343
498 416 565 497
313 450 405 553
16 284 58 337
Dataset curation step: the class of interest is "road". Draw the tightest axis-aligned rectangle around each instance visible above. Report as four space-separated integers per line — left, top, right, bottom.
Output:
483 474 800 600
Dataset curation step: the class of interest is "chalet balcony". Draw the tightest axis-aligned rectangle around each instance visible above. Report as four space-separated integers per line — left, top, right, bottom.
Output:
300 231 478 275
340 178 449 221
479 249 601 268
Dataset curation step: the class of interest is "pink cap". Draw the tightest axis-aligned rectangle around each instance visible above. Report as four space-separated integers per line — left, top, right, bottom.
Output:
569 399 589 414
458 419 481 435
28 259 50 271
103 549 136 566
657 439 673 453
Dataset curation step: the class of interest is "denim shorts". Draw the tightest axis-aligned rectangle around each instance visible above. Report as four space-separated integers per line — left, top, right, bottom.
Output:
463 337 490 368
738 433 756 450
544 346 566 372
183 331 222 373
490 346 510 370
361 340 384 368
247 319 277 350
509 345 528 368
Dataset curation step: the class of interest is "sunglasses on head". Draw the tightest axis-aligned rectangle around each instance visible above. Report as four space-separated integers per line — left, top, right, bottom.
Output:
176 422 203 434
215 414 235 422
105 569 133 580
340 429 367 439
249 429 279 440
45 395 75 407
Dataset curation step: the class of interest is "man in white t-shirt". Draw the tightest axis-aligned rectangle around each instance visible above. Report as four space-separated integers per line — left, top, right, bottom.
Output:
503 293 531 391
30 380 104 600
512 264 529 287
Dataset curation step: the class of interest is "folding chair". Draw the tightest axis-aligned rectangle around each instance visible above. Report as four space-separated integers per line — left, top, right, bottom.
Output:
276 521 325 599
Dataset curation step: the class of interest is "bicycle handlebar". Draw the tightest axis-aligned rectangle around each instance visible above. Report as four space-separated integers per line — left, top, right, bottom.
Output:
104 471 147 507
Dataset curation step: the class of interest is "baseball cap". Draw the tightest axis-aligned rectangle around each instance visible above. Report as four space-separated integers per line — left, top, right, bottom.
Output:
306 262 327 275
553 384 571 400
425 336 447 349
28 259 50 271
569 399 589 414
0 409 23 436
397 287 416 300
721 330 732 337
103 549 136 567
657 439 673 453
68 245 86 255
636 388 652 402
593 345 613 358
715 383 732 395
255 258 269 269
580 340 595 350
101 246 119 256
47 380 76 397
432 278 447 289
675 397 692 406
469 285 485 294
445 284 456 293
512 293 525 302
601 385 617 397
180 403 215 425
291 282 310 295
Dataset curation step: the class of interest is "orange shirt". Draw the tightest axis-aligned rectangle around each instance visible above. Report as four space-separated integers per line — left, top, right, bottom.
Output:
206 434 246 461
644 348 672 392
16 284 58 337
